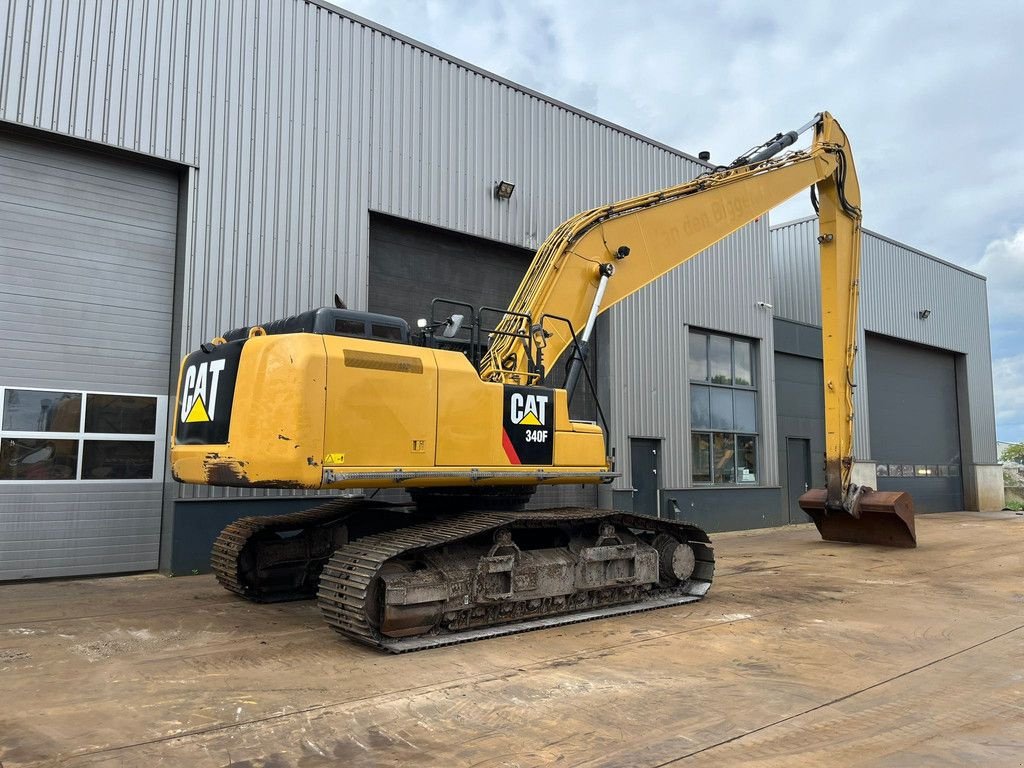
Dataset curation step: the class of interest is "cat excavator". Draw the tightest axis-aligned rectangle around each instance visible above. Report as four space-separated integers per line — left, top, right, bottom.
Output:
171 112 916 653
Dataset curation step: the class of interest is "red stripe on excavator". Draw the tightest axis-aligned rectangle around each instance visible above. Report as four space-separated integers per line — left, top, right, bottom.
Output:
501 429 521 464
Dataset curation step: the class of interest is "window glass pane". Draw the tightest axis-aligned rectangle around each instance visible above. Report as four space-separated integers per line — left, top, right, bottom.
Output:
710 388 733 430
82 441 155 480
0 438 78 480
691 433 711 483
690 385 710 429
85 394 157 435
877 463 890 477
737 435 757 483
709 336 732 384
2 390 81 432
733 390 756 433
334 318 365 336
734 340 753 386
688 331 707 381
713 432 736 484
371 323 403 341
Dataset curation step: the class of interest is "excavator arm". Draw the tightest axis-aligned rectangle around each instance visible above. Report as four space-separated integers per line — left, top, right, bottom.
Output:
481 112 916 547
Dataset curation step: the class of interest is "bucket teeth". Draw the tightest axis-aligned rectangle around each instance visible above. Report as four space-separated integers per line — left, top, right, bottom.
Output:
799 488 917 548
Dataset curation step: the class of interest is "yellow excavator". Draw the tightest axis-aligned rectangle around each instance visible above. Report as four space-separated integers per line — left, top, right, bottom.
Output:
171 112 916 652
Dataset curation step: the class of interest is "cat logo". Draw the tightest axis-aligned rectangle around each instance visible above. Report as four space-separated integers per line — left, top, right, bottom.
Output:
509 392 548 426
179 359 226 423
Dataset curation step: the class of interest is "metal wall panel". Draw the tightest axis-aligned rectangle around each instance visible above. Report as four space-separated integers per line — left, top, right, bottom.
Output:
770 218 997 463
1 1 781 512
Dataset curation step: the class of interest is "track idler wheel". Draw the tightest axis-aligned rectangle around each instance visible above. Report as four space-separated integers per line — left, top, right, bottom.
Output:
799 488 917 548
651 533 696 585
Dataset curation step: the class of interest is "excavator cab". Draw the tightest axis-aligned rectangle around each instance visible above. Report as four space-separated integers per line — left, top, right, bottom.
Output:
799 488 917 548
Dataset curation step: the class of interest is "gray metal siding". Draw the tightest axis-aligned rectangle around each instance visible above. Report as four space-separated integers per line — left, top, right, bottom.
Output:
0 131 176 579
0 0 717 502
607 220 779 492
770 219 996 463
1 0 703 334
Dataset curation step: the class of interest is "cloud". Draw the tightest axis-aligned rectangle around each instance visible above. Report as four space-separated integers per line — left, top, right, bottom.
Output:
972 227 1024 442
973 227 1024 327
993 353 1024 443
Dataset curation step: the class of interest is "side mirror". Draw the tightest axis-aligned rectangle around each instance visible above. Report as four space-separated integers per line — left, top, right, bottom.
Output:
442 314 465 338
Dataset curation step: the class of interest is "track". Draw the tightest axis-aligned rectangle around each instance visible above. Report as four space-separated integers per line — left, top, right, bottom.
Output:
210 498 411 602
316 507 714 653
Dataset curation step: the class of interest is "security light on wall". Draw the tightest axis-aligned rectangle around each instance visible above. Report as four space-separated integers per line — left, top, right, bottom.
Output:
919 309 932 319
494 180 515 200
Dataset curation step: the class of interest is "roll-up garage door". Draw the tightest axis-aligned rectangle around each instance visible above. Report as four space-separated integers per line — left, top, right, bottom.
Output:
368 213 599 507
866 334 963 512
0 131 178 579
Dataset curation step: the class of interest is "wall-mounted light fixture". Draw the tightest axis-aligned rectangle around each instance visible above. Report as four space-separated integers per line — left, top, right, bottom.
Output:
494 180 515 200
918 309 932 319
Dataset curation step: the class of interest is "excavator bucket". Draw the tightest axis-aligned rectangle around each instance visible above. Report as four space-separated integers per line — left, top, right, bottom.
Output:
798 489 917 548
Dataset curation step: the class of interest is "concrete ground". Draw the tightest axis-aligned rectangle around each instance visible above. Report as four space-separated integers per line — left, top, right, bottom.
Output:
1 511 1022 768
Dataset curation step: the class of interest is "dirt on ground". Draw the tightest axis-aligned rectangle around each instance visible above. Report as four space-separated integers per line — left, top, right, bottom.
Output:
0 511 1022 767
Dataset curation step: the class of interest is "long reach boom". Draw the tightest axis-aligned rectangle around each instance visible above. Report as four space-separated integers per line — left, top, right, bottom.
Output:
481 112 915 546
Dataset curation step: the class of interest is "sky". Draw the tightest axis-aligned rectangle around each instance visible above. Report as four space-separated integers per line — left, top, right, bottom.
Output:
344 0 1024 444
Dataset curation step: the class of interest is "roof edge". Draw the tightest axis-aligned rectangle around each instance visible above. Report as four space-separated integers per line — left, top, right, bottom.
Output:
770 217 987 281
304 0 711 168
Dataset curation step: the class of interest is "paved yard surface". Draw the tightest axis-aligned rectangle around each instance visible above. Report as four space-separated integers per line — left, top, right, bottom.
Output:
1 511 1022 767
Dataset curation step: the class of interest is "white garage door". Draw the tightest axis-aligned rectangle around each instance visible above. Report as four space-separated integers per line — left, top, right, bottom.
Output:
0 130 178 580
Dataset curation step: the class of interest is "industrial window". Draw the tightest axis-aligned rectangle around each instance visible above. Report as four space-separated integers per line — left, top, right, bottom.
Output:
0 387 166 482
689 330 758 485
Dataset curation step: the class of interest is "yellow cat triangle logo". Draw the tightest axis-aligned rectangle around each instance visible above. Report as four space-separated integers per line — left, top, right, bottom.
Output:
517 411 542 426
185 396 211 423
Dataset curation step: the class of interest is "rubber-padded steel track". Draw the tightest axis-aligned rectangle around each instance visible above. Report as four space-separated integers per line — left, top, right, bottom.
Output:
317 507 714 653
211 498 389 602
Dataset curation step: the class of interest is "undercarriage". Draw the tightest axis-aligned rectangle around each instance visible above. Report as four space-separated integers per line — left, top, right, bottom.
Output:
211 497 714 652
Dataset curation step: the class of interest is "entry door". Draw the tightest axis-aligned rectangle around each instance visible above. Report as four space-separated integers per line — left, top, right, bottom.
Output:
786 438 811 523
630 439 661 517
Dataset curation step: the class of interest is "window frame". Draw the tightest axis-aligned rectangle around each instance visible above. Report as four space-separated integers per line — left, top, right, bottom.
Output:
0 385 167 484
688 329 760 487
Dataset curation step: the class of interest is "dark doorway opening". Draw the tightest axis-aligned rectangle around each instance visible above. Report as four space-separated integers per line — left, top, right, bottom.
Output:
630 438 661 517
786 437 812 523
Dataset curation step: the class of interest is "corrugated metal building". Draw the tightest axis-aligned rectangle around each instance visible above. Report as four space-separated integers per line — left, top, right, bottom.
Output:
0 0 1000 580
769 219 1001 518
